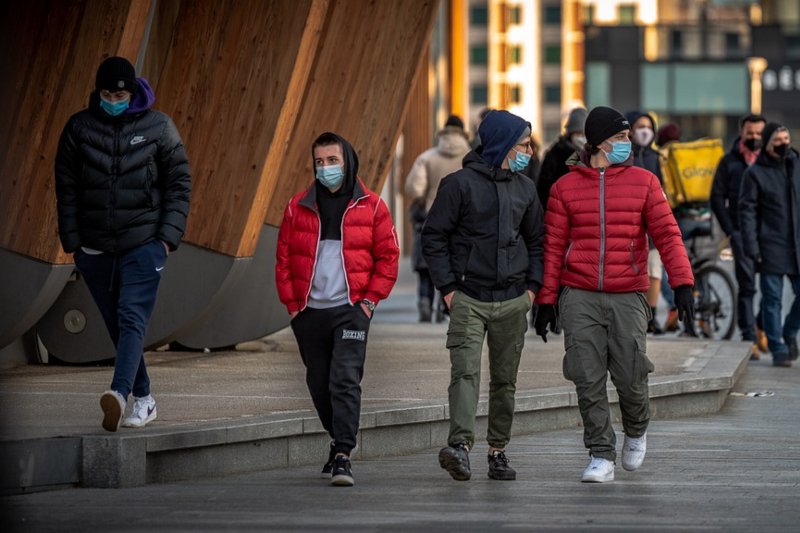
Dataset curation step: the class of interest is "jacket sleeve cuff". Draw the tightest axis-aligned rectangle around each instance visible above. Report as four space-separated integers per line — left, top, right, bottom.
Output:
439 283 458 296
527 281 541 294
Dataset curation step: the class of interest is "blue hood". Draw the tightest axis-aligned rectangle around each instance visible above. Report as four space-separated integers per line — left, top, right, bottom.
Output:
126 78 156 114
476 110 531 168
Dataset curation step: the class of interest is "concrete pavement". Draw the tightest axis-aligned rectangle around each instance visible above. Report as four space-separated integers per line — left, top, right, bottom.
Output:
0 264 753 491
1 352 797 532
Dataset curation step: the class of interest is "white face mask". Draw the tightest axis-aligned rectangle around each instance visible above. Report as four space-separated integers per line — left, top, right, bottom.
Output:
633 127 654 146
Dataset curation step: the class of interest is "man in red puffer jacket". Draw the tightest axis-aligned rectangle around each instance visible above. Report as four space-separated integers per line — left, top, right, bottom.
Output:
534 106 694 484
275 132 399 487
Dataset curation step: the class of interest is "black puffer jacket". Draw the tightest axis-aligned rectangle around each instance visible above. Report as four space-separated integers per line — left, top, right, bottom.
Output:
710 138 749 237
55 91 191 253
421 151 544 302
739 148 800 275
536 135 577 210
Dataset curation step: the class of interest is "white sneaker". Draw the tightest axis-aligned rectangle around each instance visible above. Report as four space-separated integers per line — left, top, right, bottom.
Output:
100 390 126 432
621 432 646 471
122 395 157 428
581 455 615 483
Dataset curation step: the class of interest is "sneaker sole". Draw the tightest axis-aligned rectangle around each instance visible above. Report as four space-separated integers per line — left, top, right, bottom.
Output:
100 393 123 432
438 449 470 481
581 472 614 483
121 411 157 428
320 472 332 479
488 471 516 480
331 474 354 486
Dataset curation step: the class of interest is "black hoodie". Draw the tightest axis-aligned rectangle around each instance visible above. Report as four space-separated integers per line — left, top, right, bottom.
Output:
310 133 360 240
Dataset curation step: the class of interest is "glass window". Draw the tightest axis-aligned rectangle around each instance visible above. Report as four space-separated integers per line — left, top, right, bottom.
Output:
725 32 740 55
544 5 561 25
509 85 522 104
641 64 669 111
673 64 747 113
544 84 561 103
787 34 800 60
471 6 488 26
510 46 522 64
544 45 561 64
583 5 594 25
671 30 683 58
471 84 488 105
470 45 488 65
585 62 610 109
618 4 636 24
508 6 522 25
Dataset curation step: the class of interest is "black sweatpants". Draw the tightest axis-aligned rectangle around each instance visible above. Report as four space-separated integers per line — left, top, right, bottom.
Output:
290 304 370 454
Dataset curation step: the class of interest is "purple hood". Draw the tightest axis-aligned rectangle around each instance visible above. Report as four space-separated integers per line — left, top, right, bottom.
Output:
125 77 156 114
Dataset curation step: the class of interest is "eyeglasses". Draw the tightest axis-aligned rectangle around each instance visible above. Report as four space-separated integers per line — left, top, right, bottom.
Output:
515 142 532 151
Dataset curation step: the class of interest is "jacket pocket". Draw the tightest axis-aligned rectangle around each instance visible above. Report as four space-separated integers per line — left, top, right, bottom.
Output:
630 240 639 274
633 334 655 381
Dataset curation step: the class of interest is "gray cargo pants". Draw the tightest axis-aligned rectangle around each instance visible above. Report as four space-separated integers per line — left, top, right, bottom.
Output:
559 287 654 462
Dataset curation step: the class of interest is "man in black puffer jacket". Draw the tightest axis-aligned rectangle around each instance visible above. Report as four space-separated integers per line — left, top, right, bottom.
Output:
55 56 191 432
422 110 544 482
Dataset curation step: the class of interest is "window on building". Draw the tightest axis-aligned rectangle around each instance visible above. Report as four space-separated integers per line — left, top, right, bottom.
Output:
544 5 561 25
544 45 561 64
509 85 522 104
671 30 683 58
508 6 522 25
725 32 740 56
583 5 594 25
544 85 561 104
471 84 488 105
470 45 489 65
471 6 488 26
618 4 636 24
509 46 522 64
786 34 800 59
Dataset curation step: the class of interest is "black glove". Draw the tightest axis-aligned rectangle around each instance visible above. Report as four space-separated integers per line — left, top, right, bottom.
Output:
534 304 558 343
673 285 695 327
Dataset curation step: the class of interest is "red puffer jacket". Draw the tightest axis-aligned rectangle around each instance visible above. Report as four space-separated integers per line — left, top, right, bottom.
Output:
275 179 399 313
536 161 693 305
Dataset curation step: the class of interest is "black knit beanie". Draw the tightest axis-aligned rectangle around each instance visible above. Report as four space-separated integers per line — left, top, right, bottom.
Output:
761 122 786 146
585 106 630 147
95 56 138 94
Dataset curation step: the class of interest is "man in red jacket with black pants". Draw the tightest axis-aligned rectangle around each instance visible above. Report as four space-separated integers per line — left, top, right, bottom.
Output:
275 132 399 487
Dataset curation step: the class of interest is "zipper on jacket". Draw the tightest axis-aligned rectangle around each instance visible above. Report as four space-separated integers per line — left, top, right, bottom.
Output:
630 240 639 274
110 125 120 240
598 168 606 290
339 191 369 304
302 206 322 313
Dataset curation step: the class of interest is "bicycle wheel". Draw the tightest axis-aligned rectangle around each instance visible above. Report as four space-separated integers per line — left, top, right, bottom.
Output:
694 264 737 340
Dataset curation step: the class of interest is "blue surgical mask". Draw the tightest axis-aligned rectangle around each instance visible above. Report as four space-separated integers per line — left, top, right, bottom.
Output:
100 97 130 116
603 141 631 164
316 164 345 189
508 149 531 172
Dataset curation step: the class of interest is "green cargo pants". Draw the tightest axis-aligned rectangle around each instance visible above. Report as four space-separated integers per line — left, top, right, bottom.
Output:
445 291 530 450
559 287 655 462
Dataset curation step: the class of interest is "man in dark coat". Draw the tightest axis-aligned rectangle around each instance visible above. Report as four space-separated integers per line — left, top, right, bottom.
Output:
710 114 766 356
536 107 587 210
739 122 800 367
55 57 191 432
423 110 544 482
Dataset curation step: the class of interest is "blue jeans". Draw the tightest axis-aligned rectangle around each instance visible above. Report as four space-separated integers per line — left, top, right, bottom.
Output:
74 240 167 398
759 273 800 361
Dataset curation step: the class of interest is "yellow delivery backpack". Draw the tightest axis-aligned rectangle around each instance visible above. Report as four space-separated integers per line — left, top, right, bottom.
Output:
660 139 724 209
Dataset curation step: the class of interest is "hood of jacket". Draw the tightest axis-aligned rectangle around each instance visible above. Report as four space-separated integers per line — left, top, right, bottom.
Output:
436 127 471 157
310 131 360 197
754 145 800 168
463 150 518 182
476 110 531 168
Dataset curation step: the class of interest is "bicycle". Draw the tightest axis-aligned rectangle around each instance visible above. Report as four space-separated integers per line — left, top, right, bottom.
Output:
680 215 737 340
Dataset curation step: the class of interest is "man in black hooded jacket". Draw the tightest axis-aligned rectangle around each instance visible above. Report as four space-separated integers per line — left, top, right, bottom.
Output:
422 110 544 482
55 57 191 433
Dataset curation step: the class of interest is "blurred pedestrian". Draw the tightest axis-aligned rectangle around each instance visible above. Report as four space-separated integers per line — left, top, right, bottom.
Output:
534 106 694 483
710 114 767 358
470 107 494 150
654 122 681 331
55 56 192 432
275 132 399 485
537 107 587 210
738 122 800 367
423 110 544 482
405 115 470 322
626 111 667 335
522 132 542 183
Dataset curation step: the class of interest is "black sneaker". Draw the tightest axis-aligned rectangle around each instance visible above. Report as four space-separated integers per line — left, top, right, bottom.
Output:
330 455 354 486
784 336 799 361
321 443 336 479
487 450 516 480
438 443 471 481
